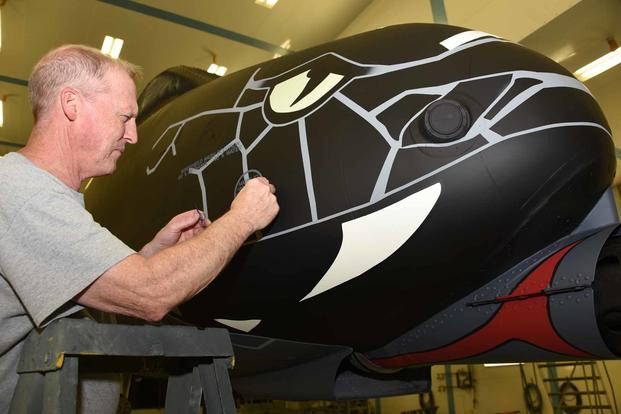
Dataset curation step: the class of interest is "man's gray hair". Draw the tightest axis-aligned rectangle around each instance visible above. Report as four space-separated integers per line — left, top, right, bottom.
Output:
28 44 141 121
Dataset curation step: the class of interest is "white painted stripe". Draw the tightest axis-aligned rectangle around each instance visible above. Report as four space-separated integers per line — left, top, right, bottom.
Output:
440 31 499 50
215 318 262 332
298 119 318 221
300 183 442 301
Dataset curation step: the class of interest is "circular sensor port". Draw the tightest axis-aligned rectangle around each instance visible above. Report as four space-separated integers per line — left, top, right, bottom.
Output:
423 99 470 142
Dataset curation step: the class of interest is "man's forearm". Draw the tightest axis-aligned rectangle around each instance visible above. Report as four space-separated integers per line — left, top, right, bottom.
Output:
75 210 254 321
75 177 277 321
143 210 254 313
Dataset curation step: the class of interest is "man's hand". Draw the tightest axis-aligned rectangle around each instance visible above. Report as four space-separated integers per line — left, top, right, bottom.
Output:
230 177 279 233
77 178 278 322
140 210 209 258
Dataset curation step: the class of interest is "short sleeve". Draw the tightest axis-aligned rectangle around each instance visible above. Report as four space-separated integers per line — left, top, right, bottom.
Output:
0 190 135 327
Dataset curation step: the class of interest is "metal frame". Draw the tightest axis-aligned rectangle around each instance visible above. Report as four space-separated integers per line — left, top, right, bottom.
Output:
9 318 236 414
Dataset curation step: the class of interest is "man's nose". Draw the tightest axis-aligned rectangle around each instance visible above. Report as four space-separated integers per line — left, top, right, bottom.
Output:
125 118 138 144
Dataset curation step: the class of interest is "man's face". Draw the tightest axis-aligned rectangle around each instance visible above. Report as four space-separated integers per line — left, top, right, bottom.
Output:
76 67 138 178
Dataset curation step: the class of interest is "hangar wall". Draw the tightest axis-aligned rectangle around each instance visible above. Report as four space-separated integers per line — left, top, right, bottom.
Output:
590 73 621 186
378 361 621 414
338 0 581 40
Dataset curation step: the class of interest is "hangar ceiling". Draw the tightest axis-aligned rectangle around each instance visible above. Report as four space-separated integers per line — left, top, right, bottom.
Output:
1 0 620 181
0 0 372 153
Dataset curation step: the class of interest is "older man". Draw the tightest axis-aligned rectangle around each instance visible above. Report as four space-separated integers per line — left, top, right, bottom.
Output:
0 45 279 412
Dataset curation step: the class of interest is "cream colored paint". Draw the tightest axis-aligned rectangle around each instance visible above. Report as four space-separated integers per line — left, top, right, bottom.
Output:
269 71 344 113
301 183 441 301
215 318 261 332
440 30 499 50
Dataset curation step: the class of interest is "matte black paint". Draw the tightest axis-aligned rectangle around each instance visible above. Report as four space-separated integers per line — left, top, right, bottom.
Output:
85 23 618 398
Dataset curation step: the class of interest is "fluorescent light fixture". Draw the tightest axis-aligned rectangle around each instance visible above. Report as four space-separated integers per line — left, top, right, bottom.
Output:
575 38 621 82
110 38 124 59
207 63 227 76
484 363 521 368
255 0 278 9
101 36 114 55
101 35 124 59
549 45 576 64
0 100 3 128
273 39 291 59
575 48 621 81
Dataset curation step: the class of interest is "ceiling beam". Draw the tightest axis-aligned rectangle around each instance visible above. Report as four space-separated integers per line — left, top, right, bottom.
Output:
97 0 293 56
0 74 28 87
0 139 24 148
430 0 447 24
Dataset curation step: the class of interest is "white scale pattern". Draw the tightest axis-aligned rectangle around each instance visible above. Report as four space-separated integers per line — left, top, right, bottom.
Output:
145 36 608 244
143 31 612 329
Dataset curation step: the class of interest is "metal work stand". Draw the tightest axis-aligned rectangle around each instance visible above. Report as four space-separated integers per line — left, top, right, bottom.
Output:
9 318 236 414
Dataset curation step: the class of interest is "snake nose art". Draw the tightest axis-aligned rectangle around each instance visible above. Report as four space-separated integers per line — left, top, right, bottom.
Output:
85 24 618 400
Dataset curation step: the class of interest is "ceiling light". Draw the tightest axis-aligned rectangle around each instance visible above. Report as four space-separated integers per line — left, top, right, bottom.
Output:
255 0 278 9
101 36 113 55
273 39 291 59
110 38 124 59
207 63 227 76
484 363 521 368
101 36 114 55
0 99 4 128
549 45 576 64
101 35 124 59
574 38 621 82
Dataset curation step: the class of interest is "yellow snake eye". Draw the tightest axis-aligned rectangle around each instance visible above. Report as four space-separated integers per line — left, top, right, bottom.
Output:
269 70 344 114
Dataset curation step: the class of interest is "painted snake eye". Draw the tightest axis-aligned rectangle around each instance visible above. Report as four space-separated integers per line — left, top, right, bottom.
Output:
259 53 369 126
269 70 344 114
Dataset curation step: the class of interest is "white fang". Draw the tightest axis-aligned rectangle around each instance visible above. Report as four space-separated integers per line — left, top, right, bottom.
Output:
440 31 499 50
215 318 262 332
301 183 442 301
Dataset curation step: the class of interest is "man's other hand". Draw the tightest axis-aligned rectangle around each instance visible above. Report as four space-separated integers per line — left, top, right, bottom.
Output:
140 210 209 258
230 177 279 233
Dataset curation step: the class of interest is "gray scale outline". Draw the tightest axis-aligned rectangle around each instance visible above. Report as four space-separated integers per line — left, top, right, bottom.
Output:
143 36 610 244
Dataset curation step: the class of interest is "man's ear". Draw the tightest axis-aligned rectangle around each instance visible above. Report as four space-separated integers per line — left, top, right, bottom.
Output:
60 87 80 121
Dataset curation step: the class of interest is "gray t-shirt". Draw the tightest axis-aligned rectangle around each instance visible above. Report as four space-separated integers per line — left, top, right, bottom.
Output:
0 152 135 411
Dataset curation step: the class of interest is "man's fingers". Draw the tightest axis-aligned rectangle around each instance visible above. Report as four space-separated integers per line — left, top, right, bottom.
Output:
246 177 275 193
252 176 269 186
168 210 203 232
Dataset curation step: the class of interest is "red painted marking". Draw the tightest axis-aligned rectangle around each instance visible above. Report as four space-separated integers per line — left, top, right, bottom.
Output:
373 243 592 368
